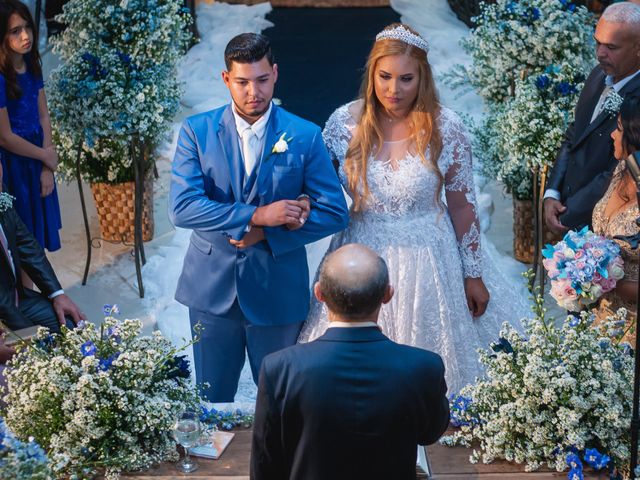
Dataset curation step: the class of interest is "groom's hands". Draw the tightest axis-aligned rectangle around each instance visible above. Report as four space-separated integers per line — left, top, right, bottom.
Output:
230 227 265 249
250 199 309 228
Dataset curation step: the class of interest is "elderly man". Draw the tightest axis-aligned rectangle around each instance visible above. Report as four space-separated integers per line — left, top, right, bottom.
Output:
544 2 640 233
251 244 450 480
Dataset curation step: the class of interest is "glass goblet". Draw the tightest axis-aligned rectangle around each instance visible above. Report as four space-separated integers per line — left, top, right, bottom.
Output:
173 411 202 473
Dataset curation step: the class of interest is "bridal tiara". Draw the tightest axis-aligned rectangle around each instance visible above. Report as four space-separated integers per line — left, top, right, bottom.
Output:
375 25 429 54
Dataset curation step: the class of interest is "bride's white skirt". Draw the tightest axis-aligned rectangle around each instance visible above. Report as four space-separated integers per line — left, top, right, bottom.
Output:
299 211 530 394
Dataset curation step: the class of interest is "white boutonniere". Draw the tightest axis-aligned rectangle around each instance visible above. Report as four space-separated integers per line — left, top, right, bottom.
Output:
272 133 292 154
602 90 624 117
0 192 14 213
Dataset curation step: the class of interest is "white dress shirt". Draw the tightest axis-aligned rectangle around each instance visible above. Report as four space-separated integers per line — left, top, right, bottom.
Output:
231 101 273 175
327 321 379 329
544 68 640 201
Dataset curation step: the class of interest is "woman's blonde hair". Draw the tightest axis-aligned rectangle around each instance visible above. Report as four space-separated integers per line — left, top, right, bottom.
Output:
344 23 443 212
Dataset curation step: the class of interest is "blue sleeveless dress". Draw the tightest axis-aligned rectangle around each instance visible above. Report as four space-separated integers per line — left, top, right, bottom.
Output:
0 70 62 252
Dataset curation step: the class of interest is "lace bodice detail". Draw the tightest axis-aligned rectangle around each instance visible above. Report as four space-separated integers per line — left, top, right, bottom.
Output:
593 163 639 285
322 102 482 278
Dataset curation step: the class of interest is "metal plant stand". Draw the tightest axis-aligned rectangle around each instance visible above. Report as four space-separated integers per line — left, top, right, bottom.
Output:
74 135 147 298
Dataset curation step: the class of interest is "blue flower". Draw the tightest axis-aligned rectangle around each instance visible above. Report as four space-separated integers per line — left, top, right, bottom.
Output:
81 340 97 357
555 81 577 96
567 467 584 480
491 337 514 354
36 334 55 352
98 352 120 371
103 304 120 316
584 448 610 470
569 316 580 327
535 74 550 90
530 7 541 20
566 452 582 470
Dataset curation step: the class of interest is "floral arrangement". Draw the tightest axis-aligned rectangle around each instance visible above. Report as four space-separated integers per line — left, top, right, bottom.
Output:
200 406 254 431
2 306 203 479
48 0 192 183
0 419 53 479
493 64 583 178
0 192 14 213
442 291 634 478
450 0 594 200
459 0 594 104
542 227 625 311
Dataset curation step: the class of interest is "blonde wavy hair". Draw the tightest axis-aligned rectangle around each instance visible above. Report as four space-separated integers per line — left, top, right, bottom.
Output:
344 23 443 212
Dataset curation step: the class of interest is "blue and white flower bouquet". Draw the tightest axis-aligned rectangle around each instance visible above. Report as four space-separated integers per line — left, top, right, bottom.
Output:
442 292 634 477
2 307 203 479
542 227 625 311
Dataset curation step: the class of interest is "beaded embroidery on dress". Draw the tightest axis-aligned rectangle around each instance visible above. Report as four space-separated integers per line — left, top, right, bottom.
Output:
298 101 530 393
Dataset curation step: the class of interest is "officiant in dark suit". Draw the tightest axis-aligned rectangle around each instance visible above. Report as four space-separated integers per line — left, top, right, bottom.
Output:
251 244 450 480
0 164 84 333
544 2 640 233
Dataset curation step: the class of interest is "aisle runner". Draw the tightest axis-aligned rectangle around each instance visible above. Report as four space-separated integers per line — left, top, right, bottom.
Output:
141 0 529 408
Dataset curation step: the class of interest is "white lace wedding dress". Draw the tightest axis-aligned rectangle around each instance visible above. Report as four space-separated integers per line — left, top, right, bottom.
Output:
299 102 530 394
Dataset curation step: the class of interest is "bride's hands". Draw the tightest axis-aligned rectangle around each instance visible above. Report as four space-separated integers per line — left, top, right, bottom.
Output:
464 277 489 318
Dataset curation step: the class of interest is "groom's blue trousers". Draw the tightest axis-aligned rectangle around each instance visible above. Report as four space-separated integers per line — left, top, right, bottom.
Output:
189 301 303 402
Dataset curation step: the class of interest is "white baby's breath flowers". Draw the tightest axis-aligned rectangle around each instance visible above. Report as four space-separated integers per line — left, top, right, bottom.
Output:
3 316 202 479
443 303 634 477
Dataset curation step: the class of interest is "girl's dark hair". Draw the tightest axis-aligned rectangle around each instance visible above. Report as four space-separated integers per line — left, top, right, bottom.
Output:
620 95 640 154
0 0 42 100
224 33 274 70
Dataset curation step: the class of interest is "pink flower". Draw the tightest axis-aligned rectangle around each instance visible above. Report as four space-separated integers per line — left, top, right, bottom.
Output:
574 250 584 259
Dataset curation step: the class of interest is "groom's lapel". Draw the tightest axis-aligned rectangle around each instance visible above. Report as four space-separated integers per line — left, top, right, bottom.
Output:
217 105 244 202
251 105 284 203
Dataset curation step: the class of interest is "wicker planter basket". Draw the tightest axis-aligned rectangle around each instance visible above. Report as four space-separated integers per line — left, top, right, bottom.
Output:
90 180 154 243
513 198 535 264
513 197 564 264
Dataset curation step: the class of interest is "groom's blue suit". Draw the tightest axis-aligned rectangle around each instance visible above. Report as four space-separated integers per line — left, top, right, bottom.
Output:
170 103 349 401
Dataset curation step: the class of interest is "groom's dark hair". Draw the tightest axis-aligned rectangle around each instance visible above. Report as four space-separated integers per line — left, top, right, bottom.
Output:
319 248 389 320
224 33 275 70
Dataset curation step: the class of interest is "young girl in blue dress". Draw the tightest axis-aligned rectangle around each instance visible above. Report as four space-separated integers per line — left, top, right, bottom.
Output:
0 0 61 253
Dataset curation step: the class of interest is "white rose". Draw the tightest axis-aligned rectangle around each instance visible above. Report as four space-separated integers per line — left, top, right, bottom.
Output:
272 134 289 154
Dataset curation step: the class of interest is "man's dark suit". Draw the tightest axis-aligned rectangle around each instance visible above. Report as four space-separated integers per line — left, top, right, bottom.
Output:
251 327 450 480
546 66 640 229
0 205 64 333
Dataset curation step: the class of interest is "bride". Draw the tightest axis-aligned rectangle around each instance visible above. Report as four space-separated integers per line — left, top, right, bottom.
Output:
299 23 529 393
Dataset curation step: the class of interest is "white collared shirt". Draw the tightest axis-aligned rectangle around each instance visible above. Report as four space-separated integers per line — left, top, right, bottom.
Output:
327 321 379 329
544 68 640 201
231 101 273 173
607 69 640 92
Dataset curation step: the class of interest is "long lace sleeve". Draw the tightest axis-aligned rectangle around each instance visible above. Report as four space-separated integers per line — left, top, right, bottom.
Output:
322 103 356 189
441 109 482 278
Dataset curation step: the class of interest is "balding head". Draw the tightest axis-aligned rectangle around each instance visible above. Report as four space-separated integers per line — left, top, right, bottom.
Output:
315 244 393 322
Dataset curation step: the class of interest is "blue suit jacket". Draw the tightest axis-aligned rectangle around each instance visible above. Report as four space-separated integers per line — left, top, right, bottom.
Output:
169 104 349 325
251 327 450 480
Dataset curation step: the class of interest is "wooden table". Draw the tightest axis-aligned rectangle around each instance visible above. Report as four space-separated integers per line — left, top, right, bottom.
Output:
123 428 605 479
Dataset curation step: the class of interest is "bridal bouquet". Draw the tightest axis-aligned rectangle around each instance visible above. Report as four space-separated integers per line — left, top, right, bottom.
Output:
542 227 625 311
2 307 203 479
442 292 634 477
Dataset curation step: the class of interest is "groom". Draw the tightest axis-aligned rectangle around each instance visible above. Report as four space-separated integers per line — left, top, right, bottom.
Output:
169 33 349 402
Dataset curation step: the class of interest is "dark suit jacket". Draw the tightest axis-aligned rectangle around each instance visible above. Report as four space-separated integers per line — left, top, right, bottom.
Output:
0 206 61 327
546 67 640 229
251 326 450 480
